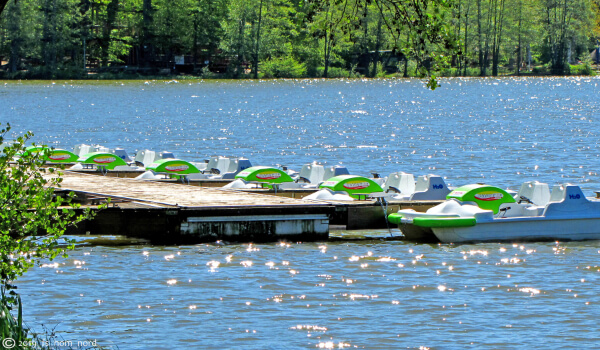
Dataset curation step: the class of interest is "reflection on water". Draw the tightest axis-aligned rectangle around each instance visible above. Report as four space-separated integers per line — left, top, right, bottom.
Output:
17 238 600 349
4 77 600 192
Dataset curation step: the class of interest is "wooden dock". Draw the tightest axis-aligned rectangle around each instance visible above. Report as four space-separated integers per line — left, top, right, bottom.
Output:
56 171 325 208
48 172 333 244
48 172 442 244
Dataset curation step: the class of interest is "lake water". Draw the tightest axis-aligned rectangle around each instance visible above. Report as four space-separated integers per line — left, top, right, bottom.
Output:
3 77 600 191
16 239 600 349
4 77 600 349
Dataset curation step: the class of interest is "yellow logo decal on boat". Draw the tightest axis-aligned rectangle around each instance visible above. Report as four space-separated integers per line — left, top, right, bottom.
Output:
49 152 70 160
343 181 370 190
93 156 116 164
256 172 281 180
474 191 503 201
165 164 189 172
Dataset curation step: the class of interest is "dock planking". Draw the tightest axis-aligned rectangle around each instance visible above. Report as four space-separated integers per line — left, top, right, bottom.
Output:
52 171 330 208
46 171 335 244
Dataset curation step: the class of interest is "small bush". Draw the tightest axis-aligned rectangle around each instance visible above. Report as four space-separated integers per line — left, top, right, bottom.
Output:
532 65 548 74
570 62 595 76
439 67 461 77
315 66 359 78
261 57 306 78
200 66 222 79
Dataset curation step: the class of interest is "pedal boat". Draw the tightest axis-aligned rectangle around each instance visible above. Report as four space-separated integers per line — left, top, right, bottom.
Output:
388 183 600 243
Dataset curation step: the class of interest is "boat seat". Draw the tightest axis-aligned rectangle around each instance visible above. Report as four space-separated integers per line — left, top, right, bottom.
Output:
410 175 451 200
159 151 176 159
414 175 428 192
549 184 567 202
543 184 600 218
372 177 386 186
297 162 325 184
221 158 252 179
91 144 109 153
203 156 219 173
323 165 349 182
112 148 133 163
73 144 91 157
203 156 230 175
215 157 231 174
383 172 415 194
134 149 157 167
515 181 550 206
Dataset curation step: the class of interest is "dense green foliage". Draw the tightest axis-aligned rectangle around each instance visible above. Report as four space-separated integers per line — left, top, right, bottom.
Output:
0 124 94 348
0 0 598 80
0 126 86 286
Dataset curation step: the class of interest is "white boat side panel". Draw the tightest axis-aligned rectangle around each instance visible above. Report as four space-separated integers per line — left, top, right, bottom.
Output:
433 217 600 243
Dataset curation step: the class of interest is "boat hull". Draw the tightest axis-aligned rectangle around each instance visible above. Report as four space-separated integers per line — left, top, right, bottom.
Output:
432 216 600 243
399 223 438 243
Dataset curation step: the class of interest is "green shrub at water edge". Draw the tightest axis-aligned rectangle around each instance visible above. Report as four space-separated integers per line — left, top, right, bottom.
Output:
570 62 596 76
261 57 307 78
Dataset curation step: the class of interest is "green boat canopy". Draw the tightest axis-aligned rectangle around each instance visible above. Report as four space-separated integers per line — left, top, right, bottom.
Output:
78 152 128 170
319 175 383 199
235 166 294 183
22 146 79 163
447 184 516 214
146 159 201 175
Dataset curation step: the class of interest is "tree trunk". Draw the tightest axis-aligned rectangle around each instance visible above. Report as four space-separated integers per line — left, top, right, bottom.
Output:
235 12 246 78
252 0 263 79
477 0 483 75
403 32 409 77
516 0 522 75
193 10 198 71
462 0 471 76
492 0 505 76
41 0 58 76
323 1 331 78
7 0 21 73
371 14 383 77
456 0 462 75
361 5 369 76
101 0 119 67
140 0 154 67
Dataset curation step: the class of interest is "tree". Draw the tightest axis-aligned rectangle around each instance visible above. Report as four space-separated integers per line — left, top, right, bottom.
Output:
306 0 351 78
38 0 82 77
541 0 596 74
139 0 156 66
309 0 460 88
507 0 540 75
190 0 227 71
221 1 256 77
153 0 194 68
0 124 96 344
0 124 93 288
252 0 302 77
5 0 23 73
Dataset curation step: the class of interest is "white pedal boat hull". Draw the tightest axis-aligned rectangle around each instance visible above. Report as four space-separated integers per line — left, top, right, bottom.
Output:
432 216 600 243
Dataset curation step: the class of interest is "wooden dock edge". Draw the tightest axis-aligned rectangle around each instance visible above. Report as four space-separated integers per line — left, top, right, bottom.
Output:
66 205 335 244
